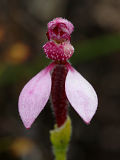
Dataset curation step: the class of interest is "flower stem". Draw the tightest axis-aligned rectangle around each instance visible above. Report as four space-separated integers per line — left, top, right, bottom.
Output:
54 150 67 160
50 116 72 160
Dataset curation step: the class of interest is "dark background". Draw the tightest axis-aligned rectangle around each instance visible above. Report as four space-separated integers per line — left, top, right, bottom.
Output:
0 0 120 160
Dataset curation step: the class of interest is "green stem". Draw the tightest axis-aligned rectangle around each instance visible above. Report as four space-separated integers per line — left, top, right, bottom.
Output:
54 149 67 160
50 116 72 160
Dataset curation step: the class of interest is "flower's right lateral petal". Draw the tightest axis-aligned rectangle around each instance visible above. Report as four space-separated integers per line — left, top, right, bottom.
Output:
18 67 52 128
65 67 98 124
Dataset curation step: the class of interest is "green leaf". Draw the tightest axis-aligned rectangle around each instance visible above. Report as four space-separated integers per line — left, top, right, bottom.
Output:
71 33 120 63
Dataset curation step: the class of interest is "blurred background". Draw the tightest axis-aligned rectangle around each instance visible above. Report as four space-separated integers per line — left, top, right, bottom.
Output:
0 0 120 160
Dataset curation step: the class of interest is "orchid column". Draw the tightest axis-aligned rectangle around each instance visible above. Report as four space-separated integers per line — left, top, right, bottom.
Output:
18 18 98 160
44 18 74 160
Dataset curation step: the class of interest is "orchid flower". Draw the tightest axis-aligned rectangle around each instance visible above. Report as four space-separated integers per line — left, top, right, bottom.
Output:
18 18 98 129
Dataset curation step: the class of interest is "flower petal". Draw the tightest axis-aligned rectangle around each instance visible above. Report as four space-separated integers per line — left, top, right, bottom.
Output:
48 17 74 34
43 41 74 61
47 18 74 42
65 67 98 124
18 67 52 128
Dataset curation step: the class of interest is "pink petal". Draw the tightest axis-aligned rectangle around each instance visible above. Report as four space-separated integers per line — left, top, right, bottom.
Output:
65 66 98 124
47 17 74 41
48 17 74 34
18 66 52 128
43 41 74 61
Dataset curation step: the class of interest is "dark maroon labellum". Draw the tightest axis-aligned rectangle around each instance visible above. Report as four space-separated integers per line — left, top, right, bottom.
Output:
51 64 68 127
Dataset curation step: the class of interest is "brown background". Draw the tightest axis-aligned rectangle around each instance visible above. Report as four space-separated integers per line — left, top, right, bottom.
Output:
0 0 120 160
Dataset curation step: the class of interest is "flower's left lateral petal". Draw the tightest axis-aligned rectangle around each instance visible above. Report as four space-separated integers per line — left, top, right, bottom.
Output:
18 67 52 128
65 67 98 124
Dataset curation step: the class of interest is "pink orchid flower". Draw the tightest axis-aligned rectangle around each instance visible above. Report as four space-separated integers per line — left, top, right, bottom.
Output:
18 18 98 128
